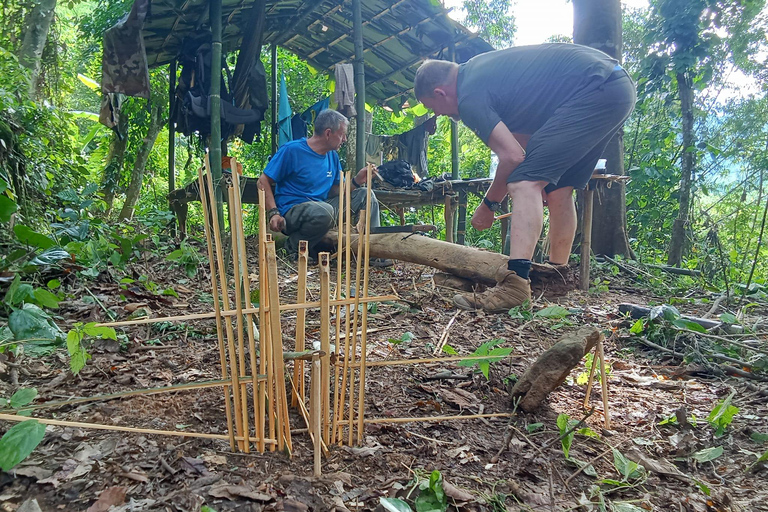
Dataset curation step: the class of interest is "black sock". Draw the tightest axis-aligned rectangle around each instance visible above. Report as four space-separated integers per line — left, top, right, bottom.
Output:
507 259 532 279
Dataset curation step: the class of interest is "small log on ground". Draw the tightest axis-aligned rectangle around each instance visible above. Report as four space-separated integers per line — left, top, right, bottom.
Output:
509 326 600 412
325 232 575 294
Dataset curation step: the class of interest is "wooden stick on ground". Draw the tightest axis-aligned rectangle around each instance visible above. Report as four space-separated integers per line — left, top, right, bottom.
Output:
292 241 309 408
319 252 332 444
196 164 236 451
434 310 461 355
228 185 251 452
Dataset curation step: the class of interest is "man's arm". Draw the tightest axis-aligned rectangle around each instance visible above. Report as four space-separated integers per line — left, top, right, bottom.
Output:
471 122 526 230
257 173 285 232
328 166 372 198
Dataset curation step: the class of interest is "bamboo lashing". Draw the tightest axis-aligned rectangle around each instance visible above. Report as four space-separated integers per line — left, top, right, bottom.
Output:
292 241 309 408
196 163 236 451
319 253 332 443
231 165 263 452
258 188 274 452
202 156 243 450
228 185 251 452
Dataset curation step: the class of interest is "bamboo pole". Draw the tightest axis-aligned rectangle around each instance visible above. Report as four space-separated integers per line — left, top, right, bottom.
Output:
331 173 345 442
346 207 366 446
266 240 291 451
0 413 276 444
583 346 599 409
311 354 322 476
347 353 524 368
258 188 272 452
335 173 354 444
231 166 262 452
364 412 516 425
597 335 611 429
205 155 245 451
198 161 237 451
319 252 332 443
228 185 251 452
292 241 308 408
356 163 374 445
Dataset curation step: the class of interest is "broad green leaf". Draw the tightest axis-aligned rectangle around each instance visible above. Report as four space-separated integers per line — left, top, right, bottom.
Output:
0 179 7 194
201 507 218 512
8 304 62 344
32 288 60 309
4 275 34 306
719 312 737 324
415 470 447 512
750 432 768 443
0 195 18 222
380 498 413 512
526 422 544 433
629 319 644 334
535 305 572 319
612 503 646 512
28 248 70 267
9 388 37 408
0 420 47 471
82 323 116 340
707 392 738 436
67 329 91 375
13 225 55 249
672 318 707 333
692 446 723 463
47 279 61 290
557 414 575 458
612 449 643 480
567 456 598 477
442 345 457 355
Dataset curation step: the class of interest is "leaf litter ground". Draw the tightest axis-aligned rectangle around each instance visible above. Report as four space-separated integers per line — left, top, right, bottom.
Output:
1 245 767 512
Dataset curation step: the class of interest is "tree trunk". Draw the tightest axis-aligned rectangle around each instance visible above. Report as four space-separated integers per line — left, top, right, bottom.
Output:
102 114 129 211
118 107 163 220
18 0 57 96
668 72 695 266
573 0 631 257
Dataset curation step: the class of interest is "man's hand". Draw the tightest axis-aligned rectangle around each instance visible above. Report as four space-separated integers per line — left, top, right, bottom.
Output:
269 213 286 232
471 203 495 231
353 165 376 187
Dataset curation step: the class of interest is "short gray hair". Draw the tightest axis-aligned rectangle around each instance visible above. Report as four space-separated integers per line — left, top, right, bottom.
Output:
314 109 348 135
414 59 459 99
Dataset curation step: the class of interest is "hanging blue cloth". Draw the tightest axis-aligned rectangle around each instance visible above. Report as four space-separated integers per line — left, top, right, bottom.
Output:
277 71 293 147
301 96 330 127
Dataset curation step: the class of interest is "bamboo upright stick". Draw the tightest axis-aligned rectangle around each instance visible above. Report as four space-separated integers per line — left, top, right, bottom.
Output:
228 185 251 452
346 208 366 446
231 166 262 452
331 174 345 441
583 345 599 408
199 158 239 451
597 336 611 429
292 241 308 408
311 354 322 476
319 252 332 443
356 164 374 445
258 188 272 452
266 240 292 451
335 173 355 444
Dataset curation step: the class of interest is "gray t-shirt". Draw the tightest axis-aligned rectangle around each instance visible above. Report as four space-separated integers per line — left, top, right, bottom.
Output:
457 44 618 143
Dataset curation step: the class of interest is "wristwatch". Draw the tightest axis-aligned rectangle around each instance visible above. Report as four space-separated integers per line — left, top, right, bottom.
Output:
267 208 281 221
483 197 503 213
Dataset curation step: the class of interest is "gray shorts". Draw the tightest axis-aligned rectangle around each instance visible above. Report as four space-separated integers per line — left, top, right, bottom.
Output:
507 69 636 192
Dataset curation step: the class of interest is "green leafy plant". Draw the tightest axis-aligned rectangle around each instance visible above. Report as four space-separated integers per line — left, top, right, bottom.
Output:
707 391 738 437
166 240 203 278
576 352 612 385
66 322 117 374
557 413 578 458
388 332 414 345
414 470 448 512
453 339 513 380
0 388 45 471
600 449 646 487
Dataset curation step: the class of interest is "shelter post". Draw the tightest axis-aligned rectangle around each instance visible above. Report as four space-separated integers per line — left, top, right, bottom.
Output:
168 59 177 236
449 40 459 242
209 0 224 232
353 0 365 172
271 44 277 156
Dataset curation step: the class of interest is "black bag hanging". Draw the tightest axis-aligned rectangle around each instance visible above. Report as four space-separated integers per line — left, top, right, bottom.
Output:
377 160 418 188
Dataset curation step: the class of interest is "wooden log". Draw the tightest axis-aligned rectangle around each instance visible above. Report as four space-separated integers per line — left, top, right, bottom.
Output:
509 326 601 412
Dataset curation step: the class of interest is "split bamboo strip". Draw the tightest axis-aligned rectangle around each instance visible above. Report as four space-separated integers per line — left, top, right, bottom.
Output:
287 368 329 456
311 355 322 476
346 353 524 368
319 252 332 443
12 378 273 412
228 185 251 452
95 295 399 329
292 241 309 408
364 412 516 425
198 161 237 451
331 173 345 443
0 413 276 444
258 188 273 452
334 173 354 444
356 164 374 445
231 168 262 453
346 207 366 446
583 345 599 409
597 336 611 429
266 240 292 451
205 155 245 451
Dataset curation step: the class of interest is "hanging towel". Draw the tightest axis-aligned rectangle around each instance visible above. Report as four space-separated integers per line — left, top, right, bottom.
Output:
334 63 356 117
278 71 293 147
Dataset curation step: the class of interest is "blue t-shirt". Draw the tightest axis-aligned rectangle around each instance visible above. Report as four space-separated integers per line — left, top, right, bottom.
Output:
263 138 341 215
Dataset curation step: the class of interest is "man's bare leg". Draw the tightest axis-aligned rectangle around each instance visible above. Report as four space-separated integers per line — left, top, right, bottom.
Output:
507 180 549 260
544 186 576 265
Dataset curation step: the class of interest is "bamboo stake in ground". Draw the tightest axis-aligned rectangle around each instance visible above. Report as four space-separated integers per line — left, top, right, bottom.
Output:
319 252 332 443
228 185 251 452
257 187 272 452
196 164 236 451
335 173 355 444
356 163 374 445
231 166 262 452
266 240 292 452
204 155 245 450
311 353 322 476
597 335 611 429
346 207 366 446
331 173 345 441
292 241 309 408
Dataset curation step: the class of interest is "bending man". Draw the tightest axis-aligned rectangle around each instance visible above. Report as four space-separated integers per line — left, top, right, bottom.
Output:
257 109 389 265
414 43 636 312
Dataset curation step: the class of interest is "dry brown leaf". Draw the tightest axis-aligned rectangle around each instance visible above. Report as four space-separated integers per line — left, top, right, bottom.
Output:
86 486 128 512
208 484 274 502
439 388 477 410
124 302 149 313
442 480 475 502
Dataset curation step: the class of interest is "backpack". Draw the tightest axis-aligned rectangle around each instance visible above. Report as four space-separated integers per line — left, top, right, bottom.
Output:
378 160 419 188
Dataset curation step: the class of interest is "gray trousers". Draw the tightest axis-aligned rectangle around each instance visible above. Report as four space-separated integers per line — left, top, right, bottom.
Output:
282 188 381 256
